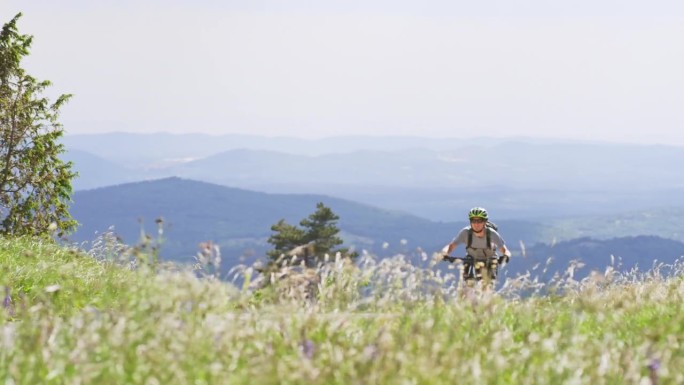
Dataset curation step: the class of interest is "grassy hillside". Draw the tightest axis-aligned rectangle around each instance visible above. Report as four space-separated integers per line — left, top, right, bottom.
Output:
0 237 141 315
2 237 684 384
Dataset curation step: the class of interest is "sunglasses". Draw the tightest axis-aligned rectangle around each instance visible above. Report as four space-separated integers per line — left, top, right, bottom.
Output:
470 219 486 224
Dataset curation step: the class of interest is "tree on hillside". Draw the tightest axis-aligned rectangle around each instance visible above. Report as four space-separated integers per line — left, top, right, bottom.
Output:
0 13 77 236
266 219 306 260
266 202 355 267
300 202 344 257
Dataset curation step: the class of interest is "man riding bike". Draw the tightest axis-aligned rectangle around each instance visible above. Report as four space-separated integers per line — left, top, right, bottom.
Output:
441 207 512 284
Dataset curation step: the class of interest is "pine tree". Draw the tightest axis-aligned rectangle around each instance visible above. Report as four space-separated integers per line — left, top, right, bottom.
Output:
1 13 77 236
300 202 344 258
266 219 306 261
266 202 354 268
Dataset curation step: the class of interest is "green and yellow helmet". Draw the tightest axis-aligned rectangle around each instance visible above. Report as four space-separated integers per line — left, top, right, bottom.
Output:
468 207 488 220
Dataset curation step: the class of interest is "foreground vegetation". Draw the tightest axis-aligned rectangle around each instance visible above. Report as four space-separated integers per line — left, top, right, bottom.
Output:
1 236 683 384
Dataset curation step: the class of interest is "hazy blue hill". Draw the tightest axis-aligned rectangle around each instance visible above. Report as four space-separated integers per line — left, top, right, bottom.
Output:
491 142 684 190
61 149 143 190
62 133 684 221
162 148 458 188
67 178 449 263
158 149 310 184
68 177 542 269
62 132 247 168
151 144 684 220
61 132 307 169
507 236 684 281
61 132 512 166
63 133 684 191
542 207 684 243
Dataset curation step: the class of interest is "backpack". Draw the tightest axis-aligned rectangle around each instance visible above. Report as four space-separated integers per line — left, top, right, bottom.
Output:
467 221 498 249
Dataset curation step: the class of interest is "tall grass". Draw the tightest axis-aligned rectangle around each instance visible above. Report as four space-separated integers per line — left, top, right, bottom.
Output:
1 236 683 384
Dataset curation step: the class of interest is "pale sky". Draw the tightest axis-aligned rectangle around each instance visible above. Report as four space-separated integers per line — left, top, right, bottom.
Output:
4 1 684 143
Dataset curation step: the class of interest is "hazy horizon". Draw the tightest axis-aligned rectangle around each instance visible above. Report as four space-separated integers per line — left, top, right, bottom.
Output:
63 131 681 149
5 1 684 145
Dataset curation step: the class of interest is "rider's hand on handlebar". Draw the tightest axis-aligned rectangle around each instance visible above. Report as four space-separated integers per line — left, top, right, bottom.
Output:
498 249 511 264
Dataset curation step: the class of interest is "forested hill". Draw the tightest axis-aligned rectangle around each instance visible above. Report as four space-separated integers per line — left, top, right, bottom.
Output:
70 177 540 265
68 177 684 276
504 236 684 281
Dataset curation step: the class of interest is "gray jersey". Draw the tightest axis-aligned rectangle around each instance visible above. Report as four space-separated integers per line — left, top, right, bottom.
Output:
452 226 505 259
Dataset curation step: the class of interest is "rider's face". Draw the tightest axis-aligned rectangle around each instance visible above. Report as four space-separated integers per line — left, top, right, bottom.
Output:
470 218 485 230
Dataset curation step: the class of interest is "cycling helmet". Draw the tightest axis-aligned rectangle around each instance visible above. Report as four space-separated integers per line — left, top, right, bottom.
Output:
468 207 488 220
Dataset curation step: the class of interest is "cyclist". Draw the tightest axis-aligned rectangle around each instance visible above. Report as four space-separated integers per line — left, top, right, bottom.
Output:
441 207 512 282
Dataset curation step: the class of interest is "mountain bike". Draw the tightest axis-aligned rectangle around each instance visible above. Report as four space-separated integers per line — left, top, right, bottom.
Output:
442 254 506 282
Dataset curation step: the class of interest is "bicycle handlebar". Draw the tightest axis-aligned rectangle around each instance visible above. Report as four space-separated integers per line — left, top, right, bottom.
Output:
441 254 506 264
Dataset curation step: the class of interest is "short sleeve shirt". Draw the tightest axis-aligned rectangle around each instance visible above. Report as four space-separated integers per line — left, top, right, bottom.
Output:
452 226 506 259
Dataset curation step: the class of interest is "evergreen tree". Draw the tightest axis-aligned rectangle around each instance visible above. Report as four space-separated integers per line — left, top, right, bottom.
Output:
266 219 306 261
266 202 354 268
300 202 344 257
0 13 77 236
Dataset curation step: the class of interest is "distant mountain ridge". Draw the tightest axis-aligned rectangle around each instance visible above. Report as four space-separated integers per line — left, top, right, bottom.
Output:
62 132 550 167
64 134 684 221
156 142 684 191
62 149 144 190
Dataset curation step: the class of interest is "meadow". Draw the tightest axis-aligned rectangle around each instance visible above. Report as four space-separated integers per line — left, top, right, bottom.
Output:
1 236 683 384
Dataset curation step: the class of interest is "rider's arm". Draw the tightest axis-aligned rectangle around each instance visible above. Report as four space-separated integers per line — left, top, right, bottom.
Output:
442 228 468 255
490 230 511 259
442 242 458 255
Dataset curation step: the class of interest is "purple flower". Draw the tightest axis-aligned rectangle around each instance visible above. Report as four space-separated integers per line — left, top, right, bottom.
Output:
300 339 315 359
648 358 661 371
3 287 14 316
